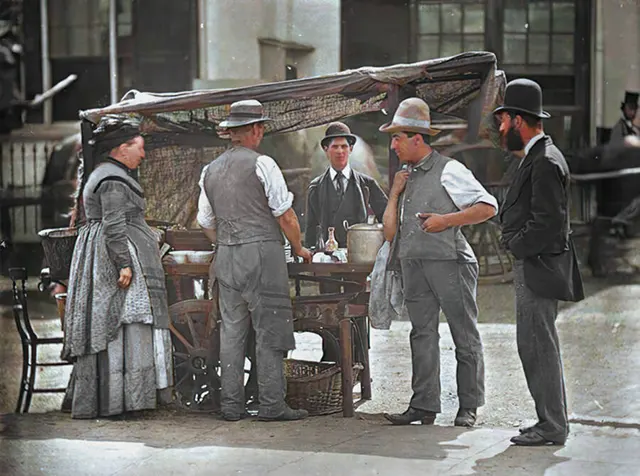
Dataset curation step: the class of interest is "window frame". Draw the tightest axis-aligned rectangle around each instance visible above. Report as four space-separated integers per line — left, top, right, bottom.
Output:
413 0 487 61
500 0 576 68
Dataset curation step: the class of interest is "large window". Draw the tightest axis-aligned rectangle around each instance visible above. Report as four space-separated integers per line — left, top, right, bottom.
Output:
415 0 485 60
49 0 109 58
49 0 132 59
502 0 575 67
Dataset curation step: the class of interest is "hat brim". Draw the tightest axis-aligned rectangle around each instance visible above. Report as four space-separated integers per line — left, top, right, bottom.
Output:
378 122 441 136
492 105 551 119
320 133 357 147
219 117 271 128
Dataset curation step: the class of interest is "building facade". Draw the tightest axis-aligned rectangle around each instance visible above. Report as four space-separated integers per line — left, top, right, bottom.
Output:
196 0 340 88
342 0 640 152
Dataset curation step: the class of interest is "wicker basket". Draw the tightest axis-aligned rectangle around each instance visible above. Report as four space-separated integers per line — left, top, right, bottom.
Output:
284 359 363 416
38 227 78 281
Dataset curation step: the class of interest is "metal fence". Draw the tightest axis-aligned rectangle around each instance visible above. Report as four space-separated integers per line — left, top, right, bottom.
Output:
0 140 52 243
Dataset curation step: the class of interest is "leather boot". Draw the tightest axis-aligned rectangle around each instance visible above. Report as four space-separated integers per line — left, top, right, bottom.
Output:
258 407 309 421
384 407 437 425
454 408 477 427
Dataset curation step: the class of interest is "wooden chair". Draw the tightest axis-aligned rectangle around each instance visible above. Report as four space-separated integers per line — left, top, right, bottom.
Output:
9 267 72 413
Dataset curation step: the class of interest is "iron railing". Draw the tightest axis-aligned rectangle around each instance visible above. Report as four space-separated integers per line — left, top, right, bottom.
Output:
0 140 52 243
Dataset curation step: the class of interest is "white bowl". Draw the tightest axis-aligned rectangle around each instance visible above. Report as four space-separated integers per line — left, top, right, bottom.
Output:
167 251 190 264
187 251 214 264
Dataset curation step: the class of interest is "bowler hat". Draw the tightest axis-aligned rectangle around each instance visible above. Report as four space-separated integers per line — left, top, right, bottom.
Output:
622 91 639 107
378 97 441 136
493 78 550 119
321 122 357 147
219 99 271 128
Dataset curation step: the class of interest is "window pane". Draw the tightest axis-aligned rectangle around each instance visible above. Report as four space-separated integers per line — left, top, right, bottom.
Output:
463 4 485 34
92 0 110 26
552 2 575 33
418 4 440 34
528 1 550 32
528 34 549 64
68 0 89 27
441 4 462 33
441 35 463 57
504 6 527 33
503 33 526 64
49 0 66 27
552 34 574 64
50 27 68 58
117 0 133 37
463 35 485 52
69 27 90 56
417 35 440 61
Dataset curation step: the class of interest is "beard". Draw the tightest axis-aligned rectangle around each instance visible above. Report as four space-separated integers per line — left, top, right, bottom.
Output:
505 126 525 152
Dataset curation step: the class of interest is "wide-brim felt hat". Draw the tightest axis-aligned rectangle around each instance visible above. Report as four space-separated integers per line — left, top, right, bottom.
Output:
378 97 441 136
219 99 272 128
622 91 639 107
493 78 550 119
320 122 357 147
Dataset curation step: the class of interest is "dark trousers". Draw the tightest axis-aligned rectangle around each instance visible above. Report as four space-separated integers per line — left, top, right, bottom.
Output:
514 260 569 443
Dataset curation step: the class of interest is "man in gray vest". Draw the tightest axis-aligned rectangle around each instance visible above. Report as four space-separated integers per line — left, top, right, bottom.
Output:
197 99 312 422
380 98 497 427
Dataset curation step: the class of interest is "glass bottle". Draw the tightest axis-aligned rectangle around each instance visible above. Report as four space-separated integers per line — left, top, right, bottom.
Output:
324 226 339 254
315 225 325 254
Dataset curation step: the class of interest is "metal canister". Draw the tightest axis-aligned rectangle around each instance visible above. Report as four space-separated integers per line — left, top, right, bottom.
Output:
344 221 384 264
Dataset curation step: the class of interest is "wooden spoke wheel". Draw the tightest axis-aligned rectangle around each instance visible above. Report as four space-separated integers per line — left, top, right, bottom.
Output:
169 299 222 411
168 295 255 412
464 219 514 284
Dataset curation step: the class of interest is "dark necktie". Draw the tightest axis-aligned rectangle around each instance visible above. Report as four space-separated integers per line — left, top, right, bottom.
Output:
335 172 344 197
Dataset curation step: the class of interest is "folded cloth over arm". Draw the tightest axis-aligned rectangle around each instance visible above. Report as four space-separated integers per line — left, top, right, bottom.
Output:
368 241 408 330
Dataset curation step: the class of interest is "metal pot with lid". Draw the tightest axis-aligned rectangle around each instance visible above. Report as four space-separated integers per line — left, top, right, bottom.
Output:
343 220 385 264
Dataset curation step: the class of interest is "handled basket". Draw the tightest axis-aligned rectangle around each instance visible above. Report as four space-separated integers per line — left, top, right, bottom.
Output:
284 358 363 416
38 227 78 281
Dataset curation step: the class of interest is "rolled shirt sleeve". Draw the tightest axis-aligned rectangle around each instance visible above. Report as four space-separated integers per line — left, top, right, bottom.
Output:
441 160 498 214
256 155 294 217
196 164 216 229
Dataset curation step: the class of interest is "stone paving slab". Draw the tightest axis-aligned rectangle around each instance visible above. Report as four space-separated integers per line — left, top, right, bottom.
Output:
2 415 638 476
558 285 640 426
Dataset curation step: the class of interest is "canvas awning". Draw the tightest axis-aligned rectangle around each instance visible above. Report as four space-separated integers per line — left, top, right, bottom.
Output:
77 52 505 226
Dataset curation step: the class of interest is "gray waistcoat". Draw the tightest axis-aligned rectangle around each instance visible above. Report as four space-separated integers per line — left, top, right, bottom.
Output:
204 146 283 246
398 151 476 262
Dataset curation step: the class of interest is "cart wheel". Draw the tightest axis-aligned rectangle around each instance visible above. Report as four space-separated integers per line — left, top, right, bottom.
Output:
169 298 255 412
169 299 221 411
464 220 513 284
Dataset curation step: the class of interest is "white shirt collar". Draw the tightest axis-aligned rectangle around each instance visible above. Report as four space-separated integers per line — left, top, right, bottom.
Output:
329 164 351 181
524 133 545 157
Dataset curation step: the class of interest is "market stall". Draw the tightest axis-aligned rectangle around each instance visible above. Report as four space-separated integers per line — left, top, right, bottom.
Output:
37 52 505 417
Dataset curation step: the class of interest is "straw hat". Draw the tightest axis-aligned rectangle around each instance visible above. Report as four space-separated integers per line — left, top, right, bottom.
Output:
219 99 271 128
379 97 441 136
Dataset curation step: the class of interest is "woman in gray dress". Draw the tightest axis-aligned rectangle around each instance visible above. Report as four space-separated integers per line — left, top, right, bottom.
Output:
62 118 173 419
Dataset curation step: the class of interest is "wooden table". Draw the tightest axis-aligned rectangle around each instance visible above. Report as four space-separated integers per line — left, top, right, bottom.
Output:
287 261 373 417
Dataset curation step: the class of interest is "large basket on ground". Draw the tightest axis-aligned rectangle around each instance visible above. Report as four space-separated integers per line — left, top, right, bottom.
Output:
284 359 363 416
38 227 78 281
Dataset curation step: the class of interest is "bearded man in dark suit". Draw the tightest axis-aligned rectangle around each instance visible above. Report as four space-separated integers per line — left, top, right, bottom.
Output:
494 79 584 446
